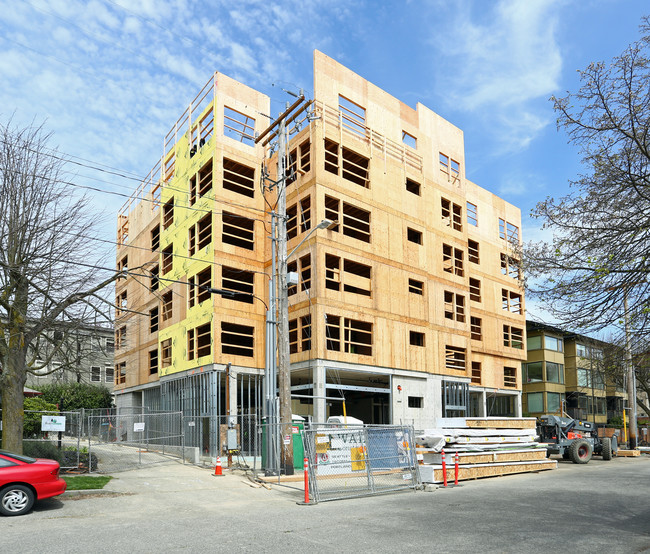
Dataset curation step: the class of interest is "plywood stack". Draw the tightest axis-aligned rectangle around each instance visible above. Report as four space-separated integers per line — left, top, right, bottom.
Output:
416 417 557 484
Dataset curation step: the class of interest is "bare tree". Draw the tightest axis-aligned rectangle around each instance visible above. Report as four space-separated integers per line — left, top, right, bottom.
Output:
0 121 122 453
526 16 650 339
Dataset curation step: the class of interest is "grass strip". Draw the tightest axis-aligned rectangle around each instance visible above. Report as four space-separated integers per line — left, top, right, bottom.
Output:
63 475 113 490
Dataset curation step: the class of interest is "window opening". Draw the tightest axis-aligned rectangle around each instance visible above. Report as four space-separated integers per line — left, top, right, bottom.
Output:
91 366 101 382
162 244 173 274
444 291 465 322
161 291 173 322
504 366 517 388
439 152 460 185
161 339 172 367
221 322 254 357
469 278 481 302
150 307 159 333
151 224 160 251
467 202 478 226
468 240 480 264
222 266 254 303
223 158 254 198
289 319 298 354
287 204 298 240
198 159 213 197
409 279 424 295
443 244 464 276
502 289 522 314
499 218 520 243
445 346 466 371
150 264 159 292
323 139 369 187
501 254 521 279
503 326 523 349
222 212 254 250
115 362 126 384
149 349 159 375
410 331 425 347
300 254 311 291
163 197 174 230
470 317 482 341
471 362 481 384
406 178 421 196
441 198 462 231
299 196 311 233
301 315 311 351
338 95 366 137
407 228 422 245
188 323 211 360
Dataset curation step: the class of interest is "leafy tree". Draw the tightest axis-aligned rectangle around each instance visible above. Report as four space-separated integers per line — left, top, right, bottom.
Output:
525 16 650 431
0 121 124 453
36 383 113 411
22 396 58 438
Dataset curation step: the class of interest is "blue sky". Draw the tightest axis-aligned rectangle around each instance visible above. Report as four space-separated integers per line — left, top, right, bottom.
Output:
0 0 648 322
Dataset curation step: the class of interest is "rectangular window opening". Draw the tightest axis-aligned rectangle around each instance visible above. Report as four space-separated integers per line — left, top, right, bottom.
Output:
409 278 424 295
402 131 417 149
223 158 254 198
407 227 423 245
410 331 425 347
445 346 466 371
406 178 421 196
221 322 254 357
224 106 255 146
222 266 254 303
222 212 255 250
467 202 478 226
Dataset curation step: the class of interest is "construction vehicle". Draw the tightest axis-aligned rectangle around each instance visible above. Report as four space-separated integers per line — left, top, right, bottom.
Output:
537 414 616 464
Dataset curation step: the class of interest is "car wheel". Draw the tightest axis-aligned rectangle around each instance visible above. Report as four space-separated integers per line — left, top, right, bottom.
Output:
601 437 613 460
0 485 35 516
569 439 593 464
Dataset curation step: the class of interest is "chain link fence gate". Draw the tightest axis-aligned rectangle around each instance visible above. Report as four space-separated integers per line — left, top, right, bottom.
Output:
87 411 183 473
302 424 421 502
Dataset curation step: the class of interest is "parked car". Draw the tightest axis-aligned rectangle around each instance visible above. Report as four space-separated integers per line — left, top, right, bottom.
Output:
0 450 67 516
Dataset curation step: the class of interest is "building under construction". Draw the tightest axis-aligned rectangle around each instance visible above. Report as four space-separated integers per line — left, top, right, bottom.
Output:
114 51 526 430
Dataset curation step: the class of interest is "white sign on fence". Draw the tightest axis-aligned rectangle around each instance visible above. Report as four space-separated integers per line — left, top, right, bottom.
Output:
41 416 66 432
134 422 145 432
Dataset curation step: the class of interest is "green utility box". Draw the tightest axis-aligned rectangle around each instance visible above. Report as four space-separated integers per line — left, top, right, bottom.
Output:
261 416 305 473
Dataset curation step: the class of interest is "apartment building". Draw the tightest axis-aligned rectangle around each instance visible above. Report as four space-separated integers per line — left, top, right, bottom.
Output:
114 51 526 429
524 322 627 424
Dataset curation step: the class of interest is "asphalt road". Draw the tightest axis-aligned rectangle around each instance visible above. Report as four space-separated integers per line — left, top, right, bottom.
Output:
3 456 649 553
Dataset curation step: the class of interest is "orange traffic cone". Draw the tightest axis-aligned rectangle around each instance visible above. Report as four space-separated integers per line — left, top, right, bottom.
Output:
212 456 224 477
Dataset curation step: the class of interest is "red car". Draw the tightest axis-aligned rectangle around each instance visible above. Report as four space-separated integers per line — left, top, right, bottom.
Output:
0 450 67 516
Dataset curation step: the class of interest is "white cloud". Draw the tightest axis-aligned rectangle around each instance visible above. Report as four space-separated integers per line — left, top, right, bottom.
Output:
435 0 563 152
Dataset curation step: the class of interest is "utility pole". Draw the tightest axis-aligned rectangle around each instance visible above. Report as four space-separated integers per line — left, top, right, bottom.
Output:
256 93 311 475
624 291 638 449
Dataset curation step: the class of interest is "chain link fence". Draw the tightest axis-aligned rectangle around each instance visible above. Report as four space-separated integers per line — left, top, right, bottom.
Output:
302 424 421 502
87 411 183 473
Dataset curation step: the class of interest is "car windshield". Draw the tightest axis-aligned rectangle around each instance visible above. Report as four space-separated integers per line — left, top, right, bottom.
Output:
0 450 36 463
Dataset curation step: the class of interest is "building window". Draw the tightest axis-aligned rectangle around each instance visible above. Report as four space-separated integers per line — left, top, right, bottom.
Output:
544 335 563 352
525 361 543 383
445 346 466 371
402 131 417 149
527 392 543 413
325 254 371 296
198 159 213 199
91 366 101 382
468 240 480 264
503 326 523 349
189 267 212 308
223 106 255 146
287 140 311 184
439 152 460 185
149 349 158 375
410 331 425 347
188 323 211 360
106 339 114 354
527 335 542 350
444 291 465 323
161 292 173 322
223 158 254 198
470 317 482 341
339 95 366 137
105 366 114 383
189 213 212 256
324 139 370 187
222 266 254 303
441 198 462 231
498 218 520 243
289 319 298 354
288 197 312 238
150 265 159 292
501 254 521 279
406 178 421 196
117 255 128 280
546 362 564 384
467 202 478 226
471 361 481 385
407 227 423 245
151 224 160 251
469 278 481 302
115 362 126 384
116 326 126 350
161 339 172 367
221 322 254 357
301 315 311 351
504 366 517 388
502 289 522 314
116 290 127 316
408 396 423 408
164 151 175 183
163 197 174 230
191 108 214 149
161 244 174 275
288 255 311 295
287 204 298 240
324 315 372 355
324 195 371 243
547 392 562 413
222 212 255 250
150 307 159 333
443 244 464 276
409 279 424 295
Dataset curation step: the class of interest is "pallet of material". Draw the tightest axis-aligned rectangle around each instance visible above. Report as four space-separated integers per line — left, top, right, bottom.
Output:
419 448 548 465
419 459 557 484
437 417 537 430
616 449 641 457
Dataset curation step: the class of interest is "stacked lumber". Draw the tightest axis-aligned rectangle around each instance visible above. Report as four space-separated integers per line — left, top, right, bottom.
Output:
416 417 557 484
616 449 641 457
